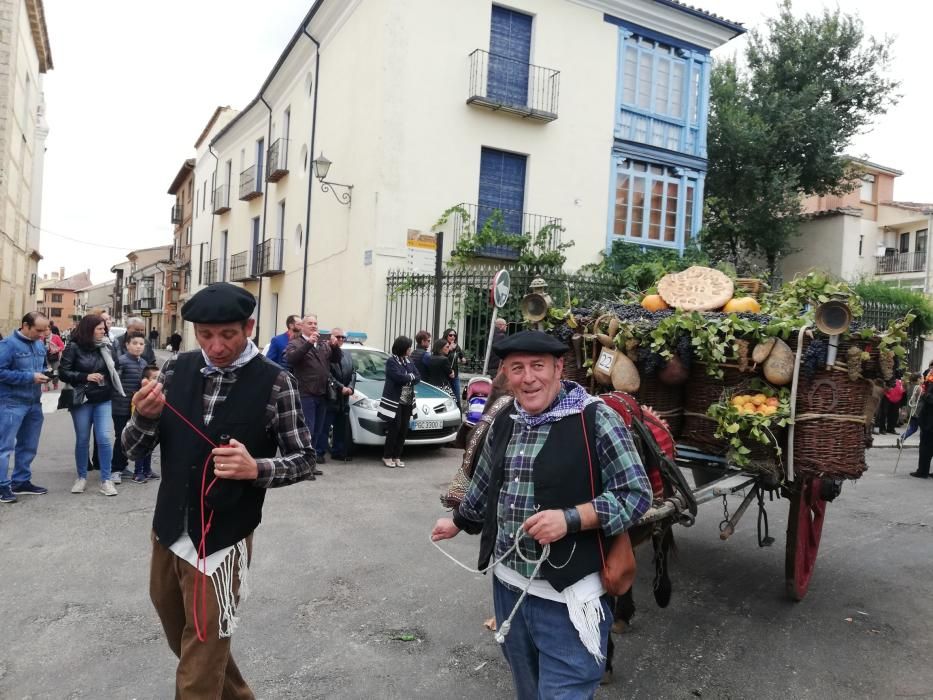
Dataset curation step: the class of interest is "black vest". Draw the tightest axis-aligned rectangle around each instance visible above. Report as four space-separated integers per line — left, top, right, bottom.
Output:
152 351 281 555
478 402 604 592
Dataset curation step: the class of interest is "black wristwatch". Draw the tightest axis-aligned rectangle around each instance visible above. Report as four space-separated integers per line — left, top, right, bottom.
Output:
563 507 582 534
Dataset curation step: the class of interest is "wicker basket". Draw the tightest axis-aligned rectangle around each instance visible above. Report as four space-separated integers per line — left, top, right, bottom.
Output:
561 346 588 385
635 378 685 437
793 332 883 379
681 363 745 453
735 278 769 300
792 368 871 479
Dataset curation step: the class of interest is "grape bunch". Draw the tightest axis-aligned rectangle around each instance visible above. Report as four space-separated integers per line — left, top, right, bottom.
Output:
548 325 574 345
801 339 827 379
674 332 694 369
637 347 664 376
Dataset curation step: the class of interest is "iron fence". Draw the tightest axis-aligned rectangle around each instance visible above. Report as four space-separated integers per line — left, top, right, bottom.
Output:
467 49 559 121
448 202 563 260
212 184 230 214
875 251 926 274
862 300 924 372
385 266 622 374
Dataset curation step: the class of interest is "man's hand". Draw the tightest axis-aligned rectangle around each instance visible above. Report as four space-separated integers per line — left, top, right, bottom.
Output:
309 331 320 345
132 377 166 419
431 518 460 541
342 386 352 396
33 372 49 384
212 438 258 480
523 509 568 545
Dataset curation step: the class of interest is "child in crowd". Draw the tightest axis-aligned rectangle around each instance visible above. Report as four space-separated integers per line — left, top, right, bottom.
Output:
112 334 159 483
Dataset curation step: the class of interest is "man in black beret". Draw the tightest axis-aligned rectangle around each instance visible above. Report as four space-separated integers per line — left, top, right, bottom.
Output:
122 282 315 698
432 330 651 697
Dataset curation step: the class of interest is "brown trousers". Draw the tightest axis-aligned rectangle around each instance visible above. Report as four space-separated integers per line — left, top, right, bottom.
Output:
149 532 255 700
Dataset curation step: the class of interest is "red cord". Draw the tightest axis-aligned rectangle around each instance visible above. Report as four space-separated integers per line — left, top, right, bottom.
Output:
580 413 607 567
160 400 221 643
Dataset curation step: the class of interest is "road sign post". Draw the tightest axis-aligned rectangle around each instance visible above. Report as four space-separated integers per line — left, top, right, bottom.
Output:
482 270 510 376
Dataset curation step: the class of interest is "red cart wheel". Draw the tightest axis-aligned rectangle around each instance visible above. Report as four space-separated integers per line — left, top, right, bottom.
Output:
784 477 828 601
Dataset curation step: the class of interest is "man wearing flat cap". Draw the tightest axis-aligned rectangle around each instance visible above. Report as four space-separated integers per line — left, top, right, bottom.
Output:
122 282 315 699
432 330 651 698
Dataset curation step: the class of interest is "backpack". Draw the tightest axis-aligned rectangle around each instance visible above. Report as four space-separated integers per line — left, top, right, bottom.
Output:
600 391 696 516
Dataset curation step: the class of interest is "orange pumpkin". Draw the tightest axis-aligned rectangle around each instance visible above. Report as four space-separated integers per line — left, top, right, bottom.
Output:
722 296 761 314
641 294 670 312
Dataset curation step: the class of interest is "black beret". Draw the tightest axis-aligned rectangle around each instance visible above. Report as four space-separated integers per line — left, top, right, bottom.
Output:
181 283 256 323
493 330 568 359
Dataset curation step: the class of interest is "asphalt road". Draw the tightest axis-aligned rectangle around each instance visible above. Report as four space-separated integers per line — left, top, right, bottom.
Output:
1 409 931 699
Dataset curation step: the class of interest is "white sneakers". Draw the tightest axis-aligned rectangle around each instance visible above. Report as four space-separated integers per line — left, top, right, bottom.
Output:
70 478 118 496
112 472 122 485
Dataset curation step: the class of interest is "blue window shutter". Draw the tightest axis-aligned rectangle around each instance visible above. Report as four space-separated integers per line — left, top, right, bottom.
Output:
478 147 526 248
488 6 532 108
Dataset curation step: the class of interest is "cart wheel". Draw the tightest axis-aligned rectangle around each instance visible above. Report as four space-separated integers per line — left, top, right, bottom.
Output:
784 477 828 601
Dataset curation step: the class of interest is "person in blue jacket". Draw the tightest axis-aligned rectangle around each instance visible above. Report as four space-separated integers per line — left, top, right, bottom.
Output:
0 312 51 503
378 336 421 468
266 314 300 369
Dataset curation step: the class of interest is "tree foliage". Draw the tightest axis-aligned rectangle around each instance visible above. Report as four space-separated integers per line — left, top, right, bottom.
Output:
702 1 900 280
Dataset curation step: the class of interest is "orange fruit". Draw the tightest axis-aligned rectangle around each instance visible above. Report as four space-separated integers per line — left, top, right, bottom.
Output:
641 294 670 312
722 296 762 314
766 397 780 407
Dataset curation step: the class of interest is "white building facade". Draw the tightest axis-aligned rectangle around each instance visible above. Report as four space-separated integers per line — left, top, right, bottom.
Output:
183 0 742 347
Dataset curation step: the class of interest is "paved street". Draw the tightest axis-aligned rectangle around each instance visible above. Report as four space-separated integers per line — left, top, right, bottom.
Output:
1 408 931 699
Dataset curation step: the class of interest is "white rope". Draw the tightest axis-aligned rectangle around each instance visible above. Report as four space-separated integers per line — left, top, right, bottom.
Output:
429 531 575 644
210 540 250 639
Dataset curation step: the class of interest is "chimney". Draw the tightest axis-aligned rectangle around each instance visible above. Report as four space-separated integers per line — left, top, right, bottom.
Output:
59 266 65 279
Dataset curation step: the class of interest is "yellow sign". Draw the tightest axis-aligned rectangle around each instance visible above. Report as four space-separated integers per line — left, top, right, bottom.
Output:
407 229 437 251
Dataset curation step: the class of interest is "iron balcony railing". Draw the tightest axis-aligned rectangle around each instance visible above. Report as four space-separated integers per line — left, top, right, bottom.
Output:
876 250 926 274
467 49 559 122
267 138 289 182
133 297 156 310
173 244 191 267
212 184 230 214
255 238 284 276
448 202 563 261
230 251 254 282
239 167 262 201
203 258 219 285
171 204 183 225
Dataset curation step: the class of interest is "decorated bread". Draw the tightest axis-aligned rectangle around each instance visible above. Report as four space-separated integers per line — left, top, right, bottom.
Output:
657 266 735 312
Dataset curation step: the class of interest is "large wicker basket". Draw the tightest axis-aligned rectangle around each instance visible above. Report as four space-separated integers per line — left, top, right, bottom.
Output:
635 378 685 437
681 363 745 453
561 347 588 385
735 278 769 300
792 368 871 479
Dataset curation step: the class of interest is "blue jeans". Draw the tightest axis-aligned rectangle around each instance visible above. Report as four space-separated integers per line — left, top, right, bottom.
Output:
451 376 461 404
300 395 328 457
493 577 610 700
112 413 151 475
71 401 113 481
0 402 44 488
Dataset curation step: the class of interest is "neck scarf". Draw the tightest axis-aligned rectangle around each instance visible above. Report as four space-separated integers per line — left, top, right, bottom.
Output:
515 381 599 428
200 340 259 377
96 340 125 397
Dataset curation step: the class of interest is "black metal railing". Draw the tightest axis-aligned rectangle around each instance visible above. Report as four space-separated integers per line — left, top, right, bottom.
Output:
862 301 924 372
876 250 926 274
173 244 191 266
203 258 218 285
256 238 284 276
230 251 253 281
447 202 563 260
239 167 262 201
212 185 230 214
133 297 156 310
385 266 621 374
171 204 183 225
267 139 288 182
467 49 559 121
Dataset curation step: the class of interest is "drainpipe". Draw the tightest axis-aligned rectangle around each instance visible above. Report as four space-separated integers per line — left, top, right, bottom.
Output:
207 145 219 285
256 95 273 344
300 26 321 317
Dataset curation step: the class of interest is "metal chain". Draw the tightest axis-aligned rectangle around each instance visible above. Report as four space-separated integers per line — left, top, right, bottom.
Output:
719 495 731 532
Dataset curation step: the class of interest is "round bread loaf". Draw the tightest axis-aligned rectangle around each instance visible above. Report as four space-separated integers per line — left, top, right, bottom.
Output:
657 266 734 311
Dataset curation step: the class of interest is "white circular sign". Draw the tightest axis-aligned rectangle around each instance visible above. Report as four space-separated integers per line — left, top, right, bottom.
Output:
491 269 510 308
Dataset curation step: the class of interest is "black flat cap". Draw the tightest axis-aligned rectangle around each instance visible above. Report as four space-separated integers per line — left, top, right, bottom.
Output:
181 283 256 323
493 330 568 359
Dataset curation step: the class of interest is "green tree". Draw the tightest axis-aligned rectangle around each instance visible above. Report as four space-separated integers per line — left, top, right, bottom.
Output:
703 1 899 280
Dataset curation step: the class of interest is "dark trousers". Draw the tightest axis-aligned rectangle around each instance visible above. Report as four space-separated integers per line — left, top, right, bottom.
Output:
917 428 933 477
881 397 899 433
150 533 254 700
112 413 152 475
383 406 412 459
300 395 328 457
326 408 351 458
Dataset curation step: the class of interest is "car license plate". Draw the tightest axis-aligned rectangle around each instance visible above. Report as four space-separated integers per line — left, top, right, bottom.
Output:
411 419 443 430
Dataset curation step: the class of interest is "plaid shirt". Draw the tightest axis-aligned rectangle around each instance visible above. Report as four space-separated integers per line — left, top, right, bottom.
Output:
458 383 652 578
122 344 315 487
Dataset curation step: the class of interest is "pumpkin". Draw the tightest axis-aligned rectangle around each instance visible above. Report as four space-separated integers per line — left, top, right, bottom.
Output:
641 294 670 312
722 296 761 314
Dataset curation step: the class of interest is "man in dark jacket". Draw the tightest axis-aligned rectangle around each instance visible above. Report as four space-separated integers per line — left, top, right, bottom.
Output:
325 328 356 461
123 282 315 699
487 317 508 374
284 313 340 471
112 317 156 365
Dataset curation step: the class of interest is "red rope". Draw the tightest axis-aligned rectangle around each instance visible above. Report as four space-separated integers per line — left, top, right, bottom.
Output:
580 412 607 567
159 399 221 643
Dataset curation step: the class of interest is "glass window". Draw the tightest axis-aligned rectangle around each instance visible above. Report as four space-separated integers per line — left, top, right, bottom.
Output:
900 232 910 253
613 158 697 246
916 229 927 254
860 176 874 201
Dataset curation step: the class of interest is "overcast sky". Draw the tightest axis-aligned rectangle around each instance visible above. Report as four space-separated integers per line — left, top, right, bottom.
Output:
37 0 930 284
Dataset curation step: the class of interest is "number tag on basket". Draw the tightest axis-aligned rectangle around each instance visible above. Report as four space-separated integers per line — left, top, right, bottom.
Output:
596 348 614 373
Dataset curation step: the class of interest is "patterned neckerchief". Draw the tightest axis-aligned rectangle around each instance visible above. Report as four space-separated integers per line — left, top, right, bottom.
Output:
199 341 260 424
200 340 259 376
515 381 600 428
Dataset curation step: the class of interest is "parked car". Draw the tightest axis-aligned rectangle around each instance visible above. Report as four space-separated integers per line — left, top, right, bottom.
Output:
344 345 460 446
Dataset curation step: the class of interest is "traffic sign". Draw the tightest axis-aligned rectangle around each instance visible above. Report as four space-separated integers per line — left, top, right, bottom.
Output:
491 269 510 308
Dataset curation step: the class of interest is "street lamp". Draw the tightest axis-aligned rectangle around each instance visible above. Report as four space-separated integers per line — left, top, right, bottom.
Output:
312 152 353 206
